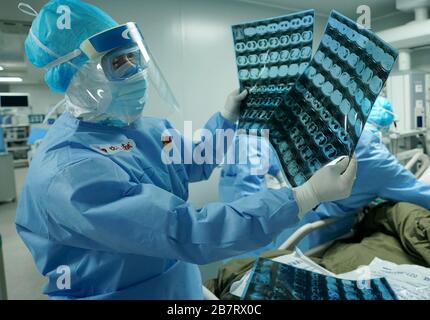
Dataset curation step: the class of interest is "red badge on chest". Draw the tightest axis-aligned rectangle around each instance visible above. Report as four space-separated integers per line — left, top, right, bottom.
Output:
91 139 136 155
161 135 173 147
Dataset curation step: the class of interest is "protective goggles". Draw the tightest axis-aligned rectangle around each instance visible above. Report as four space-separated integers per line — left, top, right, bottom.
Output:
82 23 180 116
101 45 146 81
80 22 150 81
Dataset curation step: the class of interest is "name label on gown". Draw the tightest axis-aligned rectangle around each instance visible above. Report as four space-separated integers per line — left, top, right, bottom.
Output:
161 134 173 147
91 139 136 155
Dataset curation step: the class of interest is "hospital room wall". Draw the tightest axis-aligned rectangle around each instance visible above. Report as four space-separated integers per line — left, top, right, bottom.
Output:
9 84 62 115
373 13 430 72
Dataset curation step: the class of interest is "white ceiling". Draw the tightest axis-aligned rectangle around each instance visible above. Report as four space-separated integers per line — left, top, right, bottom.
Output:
0 0 416 23
235 0 401 19
0 0 420 85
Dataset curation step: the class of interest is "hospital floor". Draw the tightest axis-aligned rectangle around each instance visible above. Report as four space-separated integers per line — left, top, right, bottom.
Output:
0 168 47 300
0 168 221 300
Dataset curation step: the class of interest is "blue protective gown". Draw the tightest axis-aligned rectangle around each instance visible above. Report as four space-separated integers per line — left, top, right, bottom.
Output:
219 135 280 203
285 128 430 251
220 128 430 254
15 112 300 300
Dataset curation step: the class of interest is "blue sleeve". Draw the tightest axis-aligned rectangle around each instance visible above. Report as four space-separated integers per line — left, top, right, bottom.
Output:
45 156 300 265
366 145 430 210
181 112 236 183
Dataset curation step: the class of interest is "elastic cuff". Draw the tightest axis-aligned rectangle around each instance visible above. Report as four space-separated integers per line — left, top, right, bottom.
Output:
292 186 319 219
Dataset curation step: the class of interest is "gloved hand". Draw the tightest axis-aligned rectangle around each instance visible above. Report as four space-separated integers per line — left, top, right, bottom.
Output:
293 156 357 217
276 172 289 188
266 174 282 190
266 172 289 190
221 89 248 123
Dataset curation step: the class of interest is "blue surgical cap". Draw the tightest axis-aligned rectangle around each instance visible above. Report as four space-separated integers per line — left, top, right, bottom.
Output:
368 96 395 128
24 0 118 93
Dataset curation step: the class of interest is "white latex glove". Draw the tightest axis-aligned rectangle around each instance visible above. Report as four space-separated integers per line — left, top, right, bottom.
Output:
265 174 282 190
276 171 289 188
266 172 289 190
292 156 357 218
221 89 248 123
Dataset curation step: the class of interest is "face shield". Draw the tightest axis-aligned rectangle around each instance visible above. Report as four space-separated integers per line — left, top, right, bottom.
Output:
46 22 181 126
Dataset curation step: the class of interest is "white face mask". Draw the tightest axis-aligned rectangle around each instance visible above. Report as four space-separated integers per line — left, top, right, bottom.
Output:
65 59 148 127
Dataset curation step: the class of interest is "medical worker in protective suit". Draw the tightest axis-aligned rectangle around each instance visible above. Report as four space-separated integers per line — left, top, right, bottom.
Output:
15 0 357 299
219 96 430 255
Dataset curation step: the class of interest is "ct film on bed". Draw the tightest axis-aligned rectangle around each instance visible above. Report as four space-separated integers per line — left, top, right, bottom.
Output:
267 10 398 187
231 10 315 131
242 258 398 300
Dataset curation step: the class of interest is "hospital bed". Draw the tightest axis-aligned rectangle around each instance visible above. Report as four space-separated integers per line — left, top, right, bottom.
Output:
203 152 430 300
